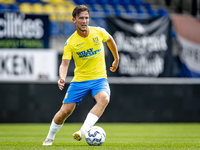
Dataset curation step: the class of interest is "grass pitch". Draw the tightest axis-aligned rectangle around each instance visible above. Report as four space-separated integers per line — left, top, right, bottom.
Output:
0 123 200 150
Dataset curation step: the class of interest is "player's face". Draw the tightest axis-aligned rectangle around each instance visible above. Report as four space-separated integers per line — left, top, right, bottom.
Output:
74 11 89 32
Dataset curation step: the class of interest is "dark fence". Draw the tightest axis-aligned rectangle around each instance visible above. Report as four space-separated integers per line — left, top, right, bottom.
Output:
1 80 200 123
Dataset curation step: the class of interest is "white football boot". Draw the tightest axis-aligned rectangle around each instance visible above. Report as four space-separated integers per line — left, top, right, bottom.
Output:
42 138 53 146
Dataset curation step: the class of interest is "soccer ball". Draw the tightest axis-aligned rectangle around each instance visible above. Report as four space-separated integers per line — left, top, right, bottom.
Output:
85 126 106 146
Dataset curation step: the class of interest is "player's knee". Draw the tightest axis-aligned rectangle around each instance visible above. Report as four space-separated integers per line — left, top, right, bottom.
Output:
60 109 73 118
100 96 110 107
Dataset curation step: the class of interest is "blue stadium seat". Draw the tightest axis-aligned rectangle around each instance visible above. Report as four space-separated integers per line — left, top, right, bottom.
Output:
134 5 144 14
0 4 7 13
90 4 100 12
143 3 151 10
119 0 130 6
85 0 96 5
148 9 156 17
89 18 98 26
16 0 29 3
63 21 76 36
73 0 85 5
96 0 107 5
124 5 133 13
50 21 60 36
158 8 167 16
30 0 41 3
130 0 143 6
113 5 121 16
103 8 110 14
107 0 118 5
8 4 19 12
102 5 111 14
97 18 107 30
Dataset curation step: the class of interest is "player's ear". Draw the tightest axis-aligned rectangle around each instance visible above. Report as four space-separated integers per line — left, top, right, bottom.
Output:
72 18 76 23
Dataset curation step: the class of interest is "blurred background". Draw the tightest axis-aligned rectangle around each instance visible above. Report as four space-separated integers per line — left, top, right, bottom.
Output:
0 0 200 123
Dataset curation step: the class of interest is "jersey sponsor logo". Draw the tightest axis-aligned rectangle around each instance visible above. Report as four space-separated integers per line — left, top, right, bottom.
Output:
75 45 86 49
93 36 100 45
76 42 85 46
76 48 101 58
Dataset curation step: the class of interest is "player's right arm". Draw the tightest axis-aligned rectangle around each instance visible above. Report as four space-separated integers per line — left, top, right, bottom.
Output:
58 59 70 90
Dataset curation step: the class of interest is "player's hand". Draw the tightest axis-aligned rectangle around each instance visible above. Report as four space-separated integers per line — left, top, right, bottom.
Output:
110 60 119 72
58 78 65 90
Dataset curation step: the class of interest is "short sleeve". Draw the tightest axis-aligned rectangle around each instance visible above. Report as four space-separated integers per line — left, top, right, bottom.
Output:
62 40 72 60
101 28 110 42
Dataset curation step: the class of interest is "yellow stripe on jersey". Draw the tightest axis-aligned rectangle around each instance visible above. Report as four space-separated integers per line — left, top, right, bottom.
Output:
62 26 109 82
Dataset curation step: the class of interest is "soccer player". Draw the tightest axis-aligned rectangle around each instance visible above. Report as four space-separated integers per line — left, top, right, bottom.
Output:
43 5 119 146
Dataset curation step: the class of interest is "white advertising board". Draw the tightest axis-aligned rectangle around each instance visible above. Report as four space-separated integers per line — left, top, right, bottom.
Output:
0 49 57 82
178 35 200 74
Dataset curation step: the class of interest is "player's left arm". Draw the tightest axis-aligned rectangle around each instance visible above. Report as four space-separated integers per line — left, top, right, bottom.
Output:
106 35 119 72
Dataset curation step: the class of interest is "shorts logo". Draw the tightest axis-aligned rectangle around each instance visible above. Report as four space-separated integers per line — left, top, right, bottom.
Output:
93 36 99 45
64 93 68 99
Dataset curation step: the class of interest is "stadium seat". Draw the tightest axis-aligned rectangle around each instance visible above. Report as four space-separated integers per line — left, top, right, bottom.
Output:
16 0 28 3
143 3 150 9
101 4 113 15
19 3 32 14
63 21 76 36
158 8 167 16
43 3 57 21
102 7 110 14
56 4 72 22
85 0 96 5
43 3 55 14
119 0 130 6
64 0 76 8
0 4 7 13
89 17 98 26
107 0 118 5
73 0 85 5
130 0 143 6
97 18 107 29
41 0 51 3
8 4 20 12
90 4 102 12
32 3 43 14
113 5 122 16
4 0 15 5
56 4 66 13
96 0 107 5
124 5 133 13
148 9 156 17
50 0 65 4
30 0 41 3
50 21 60 36
142 3 155 16
134 5 144 14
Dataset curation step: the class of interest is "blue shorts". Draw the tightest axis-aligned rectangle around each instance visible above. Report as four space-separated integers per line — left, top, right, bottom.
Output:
63 78 110 105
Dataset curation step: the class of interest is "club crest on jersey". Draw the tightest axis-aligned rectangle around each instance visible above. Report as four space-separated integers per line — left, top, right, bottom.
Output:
93 36 100 45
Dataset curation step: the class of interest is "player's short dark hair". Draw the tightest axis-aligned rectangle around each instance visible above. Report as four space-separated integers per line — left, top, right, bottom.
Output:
72 5 89 18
